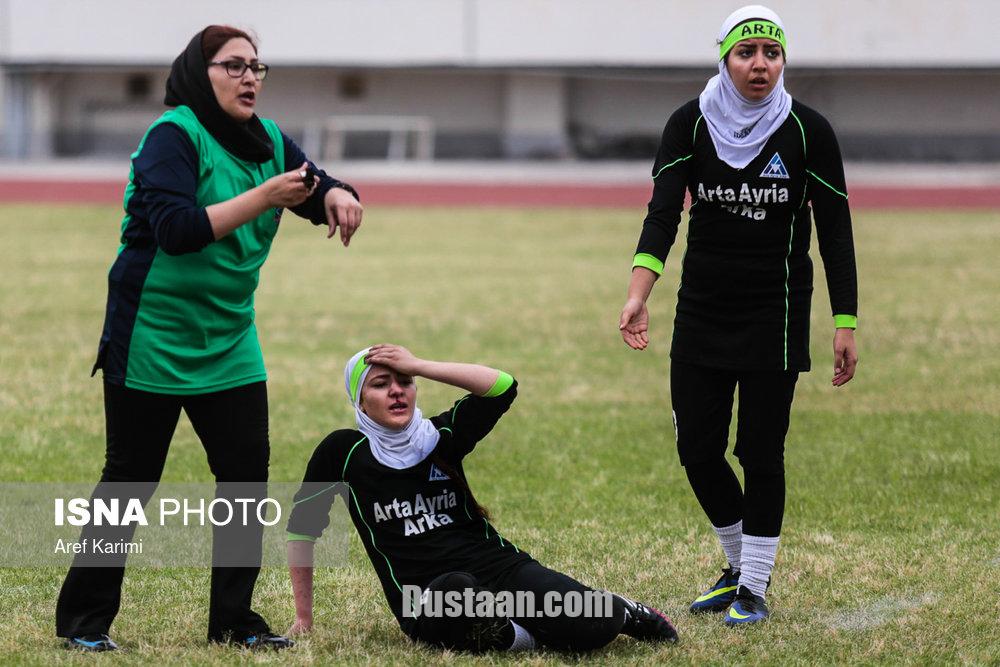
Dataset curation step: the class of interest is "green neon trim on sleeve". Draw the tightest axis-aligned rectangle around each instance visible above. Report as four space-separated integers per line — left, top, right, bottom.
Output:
633 253 664 276
342 436 366 480
286 532 318 543
834 314 857 329
451 395 470 423
789 110 806 157
292 482 341 506
652 154 693 180
693 115 703 144
484 371 514 398
807 170 849 199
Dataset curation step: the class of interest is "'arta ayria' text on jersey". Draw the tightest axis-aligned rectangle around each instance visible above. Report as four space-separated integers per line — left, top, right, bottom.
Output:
696 181 790 220
372 489 459 536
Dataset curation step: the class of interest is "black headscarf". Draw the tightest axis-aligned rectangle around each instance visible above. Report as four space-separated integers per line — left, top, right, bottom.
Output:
163 28 274 163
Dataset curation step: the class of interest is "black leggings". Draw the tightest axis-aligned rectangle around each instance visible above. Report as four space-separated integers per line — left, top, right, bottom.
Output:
55 381 271 641
670 360 798 537
405 561 626 653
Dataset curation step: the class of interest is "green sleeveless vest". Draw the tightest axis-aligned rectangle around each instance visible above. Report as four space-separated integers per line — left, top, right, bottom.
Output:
121 105 285 394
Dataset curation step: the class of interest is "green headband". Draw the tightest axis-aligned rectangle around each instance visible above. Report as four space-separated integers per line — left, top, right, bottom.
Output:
719 20 787 60
348 350 370 404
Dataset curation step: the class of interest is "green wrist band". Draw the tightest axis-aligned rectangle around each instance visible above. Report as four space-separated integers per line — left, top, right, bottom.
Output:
632 253 664 276
484 371 514 398
286 532 318 543
834 314 857 329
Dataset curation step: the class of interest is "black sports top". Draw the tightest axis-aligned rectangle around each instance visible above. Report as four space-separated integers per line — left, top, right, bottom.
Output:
286 381 530 625
633 99 858 371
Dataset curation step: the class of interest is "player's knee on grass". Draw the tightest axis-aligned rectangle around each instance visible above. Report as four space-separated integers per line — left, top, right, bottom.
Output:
408 571 511 653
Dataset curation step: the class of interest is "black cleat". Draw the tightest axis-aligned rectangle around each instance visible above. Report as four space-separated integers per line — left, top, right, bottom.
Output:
616 595 679 643
225 631 295 650
64 633 119 652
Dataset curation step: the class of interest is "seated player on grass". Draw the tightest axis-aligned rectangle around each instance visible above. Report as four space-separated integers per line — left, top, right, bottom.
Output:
285 344 678 653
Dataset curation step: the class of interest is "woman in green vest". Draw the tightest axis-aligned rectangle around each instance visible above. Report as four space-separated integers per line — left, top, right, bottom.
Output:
56 25 362 651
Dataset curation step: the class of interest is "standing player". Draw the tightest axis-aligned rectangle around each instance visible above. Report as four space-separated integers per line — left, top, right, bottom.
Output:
285 344 679 652
618 5 858 625
56 25 362 651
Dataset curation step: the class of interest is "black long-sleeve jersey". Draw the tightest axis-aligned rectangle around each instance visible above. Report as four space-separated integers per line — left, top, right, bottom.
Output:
286 381 530 627
634 99 858 371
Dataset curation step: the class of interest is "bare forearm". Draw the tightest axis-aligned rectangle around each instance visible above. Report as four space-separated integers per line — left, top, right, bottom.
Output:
627 266 658 303
414 360 501 396
205 186 272 240
287 542 315 622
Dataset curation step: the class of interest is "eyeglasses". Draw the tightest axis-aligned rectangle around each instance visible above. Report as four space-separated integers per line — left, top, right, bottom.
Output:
209 60 269 81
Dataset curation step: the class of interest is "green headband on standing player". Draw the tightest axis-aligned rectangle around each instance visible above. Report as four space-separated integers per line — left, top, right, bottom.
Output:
719 19 787 60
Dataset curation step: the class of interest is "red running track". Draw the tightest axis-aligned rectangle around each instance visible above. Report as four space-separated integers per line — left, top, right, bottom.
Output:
1 178 999 208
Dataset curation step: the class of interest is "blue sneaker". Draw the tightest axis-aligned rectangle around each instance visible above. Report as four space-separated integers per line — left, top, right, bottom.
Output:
689 567 740 614
723 586 769 626
64 633 119 652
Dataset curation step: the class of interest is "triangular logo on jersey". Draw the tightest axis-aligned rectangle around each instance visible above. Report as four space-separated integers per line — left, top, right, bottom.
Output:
429 464 450 481
760 152 790 179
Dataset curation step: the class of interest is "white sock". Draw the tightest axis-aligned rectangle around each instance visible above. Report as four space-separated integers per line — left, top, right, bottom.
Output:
739 534 779 598
507 621 536 651
713 520 743 571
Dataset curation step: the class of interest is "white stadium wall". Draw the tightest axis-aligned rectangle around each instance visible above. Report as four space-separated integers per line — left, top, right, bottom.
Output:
1 0 998 160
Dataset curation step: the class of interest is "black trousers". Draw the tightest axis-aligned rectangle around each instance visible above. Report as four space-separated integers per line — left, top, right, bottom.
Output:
405 560 626 653
55 381 271 641
670 360 798 537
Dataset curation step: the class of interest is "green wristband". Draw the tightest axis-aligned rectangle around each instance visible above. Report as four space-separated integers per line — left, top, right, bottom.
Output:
286 532 318 543
632 253 664 276
484 371 514 398
834 314 857 329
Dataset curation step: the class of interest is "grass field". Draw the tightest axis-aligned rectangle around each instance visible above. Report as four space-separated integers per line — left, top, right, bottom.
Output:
0 203 998 665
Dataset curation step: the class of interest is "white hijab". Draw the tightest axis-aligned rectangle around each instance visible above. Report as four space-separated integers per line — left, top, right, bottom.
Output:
344 348 440 470
698 5 792 169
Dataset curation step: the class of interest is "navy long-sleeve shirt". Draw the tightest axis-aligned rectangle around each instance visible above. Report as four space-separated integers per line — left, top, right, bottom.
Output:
125 123 358 255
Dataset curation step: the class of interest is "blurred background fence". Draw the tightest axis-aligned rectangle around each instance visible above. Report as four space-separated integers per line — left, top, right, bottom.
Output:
2 0 999 163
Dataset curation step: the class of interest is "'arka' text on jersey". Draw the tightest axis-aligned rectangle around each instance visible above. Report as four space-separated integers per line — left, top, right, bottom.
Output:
372 489 459 537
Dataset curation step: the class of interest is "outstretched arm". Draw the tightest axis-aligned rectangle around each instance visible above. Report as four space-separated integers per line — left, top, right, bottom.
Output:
206 161 317 240
287 540 315 635
364 344 503 396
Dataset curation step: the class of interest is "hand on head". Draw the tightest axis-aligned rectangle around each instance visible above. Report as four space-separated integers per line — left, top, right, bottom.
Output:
364 344 423 376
